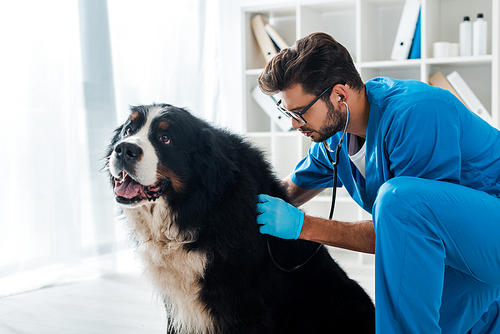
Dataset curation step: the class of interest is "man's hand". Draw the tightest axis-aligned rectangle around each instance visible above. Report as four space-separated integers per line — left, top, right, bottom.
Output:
256 194 305 240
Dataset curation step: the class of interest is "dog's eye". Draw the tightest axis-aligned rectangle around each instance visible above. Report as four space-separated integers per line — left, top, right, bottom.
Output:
124 127 132 136
160 135 171 145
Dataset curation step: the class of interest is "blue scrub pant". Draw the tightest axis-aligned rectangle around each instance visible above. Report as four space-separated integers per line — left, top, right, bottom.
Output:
373 177 500 333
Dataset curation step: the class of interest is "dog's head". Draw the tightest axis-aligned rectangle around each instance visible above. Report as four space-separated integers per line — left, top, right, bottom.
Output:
106 104 214 208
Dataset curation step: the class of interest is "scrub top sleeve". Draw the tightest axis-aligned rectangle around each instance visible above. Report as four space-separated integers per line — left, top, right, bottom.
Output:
386 100 462 182
290 142 342 189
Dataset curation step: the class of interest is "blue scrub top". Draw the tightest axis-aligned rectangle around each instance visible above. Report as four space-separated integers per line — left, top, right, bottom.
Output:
291 77 500 214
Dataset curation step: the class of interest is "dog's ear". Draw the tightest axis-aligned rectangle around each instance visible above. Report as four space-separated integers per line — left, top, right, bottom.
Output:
193 127 238 197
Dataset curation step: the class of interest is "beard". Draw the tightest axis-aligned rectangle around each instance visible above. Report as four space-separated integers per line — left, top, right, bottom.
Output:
309 99 348 142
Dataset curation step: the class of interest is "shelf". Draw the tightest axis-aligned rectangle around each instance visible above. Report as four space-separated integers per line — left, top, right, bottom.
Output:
425 55 493 65
253 55 494 73
363 0 407 4
359 56 493 68
244 4 296 17
300 0 356 12
359 59 422 69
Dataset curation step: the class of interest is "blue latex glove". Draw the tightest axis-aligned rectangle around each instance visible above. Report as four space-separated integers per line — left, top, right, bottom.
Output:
256 194 305 240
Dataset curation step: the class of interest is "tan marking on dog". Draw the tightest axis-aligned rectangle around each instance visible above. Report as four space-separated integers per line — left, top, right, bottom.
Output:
123 201 215 334
131 112 140 122
158 121 169 130
157 166 185 194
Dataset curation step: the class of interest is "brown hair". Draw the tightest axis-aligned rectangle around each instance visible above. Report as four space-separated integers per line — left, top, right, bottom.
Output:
258 32 363 99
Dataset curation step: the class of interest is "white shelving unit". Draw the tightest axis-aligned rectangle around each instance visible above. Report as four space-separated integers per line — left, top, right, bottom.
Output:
241 0 499 264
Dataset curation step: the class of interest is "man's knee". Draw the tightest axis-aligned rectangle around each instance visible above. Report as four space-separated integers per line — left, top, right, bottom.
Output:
374 176 415 213
373 177 432 233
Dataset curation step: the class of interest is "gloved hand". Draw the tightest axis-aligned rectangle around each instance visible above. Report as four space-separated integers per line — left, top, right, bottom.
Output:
256 194 305 240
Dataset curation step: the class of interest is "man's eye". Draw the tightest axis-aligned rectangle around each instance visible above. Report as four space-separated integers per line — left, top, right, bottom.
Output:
160 135 171 145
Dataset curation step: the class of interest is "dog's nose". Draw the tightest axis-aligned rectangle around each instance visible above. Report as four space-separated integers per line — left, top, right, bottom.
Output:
115 142 142 162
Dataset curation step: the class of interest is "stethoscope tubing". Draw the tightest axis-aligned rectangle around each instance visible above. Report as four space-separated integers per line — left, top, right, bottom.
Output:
269 101 350 273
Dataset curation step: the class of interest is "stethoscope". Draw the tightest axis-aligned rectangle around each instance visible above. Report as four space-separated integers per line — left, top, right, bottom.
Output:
269 99 350 272
322 99 350 221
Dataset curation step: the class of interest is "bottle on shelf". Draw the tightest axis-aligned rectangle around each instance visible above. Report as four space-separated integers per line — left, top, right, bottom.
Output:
460 16 472 57
472 13 487 56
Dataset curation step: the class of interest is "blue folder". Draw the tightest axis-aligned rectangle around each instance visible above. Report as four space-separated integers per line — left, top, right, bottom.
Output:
408 10 421 59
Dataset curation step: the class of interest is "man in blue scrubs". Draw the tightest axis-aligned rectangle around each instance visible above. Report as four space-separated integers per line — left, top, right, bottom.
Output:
256 32 500 333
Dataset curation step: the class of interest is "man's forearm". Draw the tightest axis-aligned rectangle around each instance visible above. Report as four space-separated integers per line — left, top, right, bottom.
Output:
282 176 325 207
299 215 375 254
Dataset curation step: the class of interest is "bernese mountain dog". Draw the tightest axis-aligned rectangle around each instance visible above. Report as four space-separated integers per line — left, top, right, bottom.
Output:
105 103 375 334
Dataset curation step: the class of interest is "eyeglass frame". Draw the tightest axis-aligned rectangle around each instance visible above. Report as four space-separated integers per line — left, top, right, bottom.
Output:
276 84 334 124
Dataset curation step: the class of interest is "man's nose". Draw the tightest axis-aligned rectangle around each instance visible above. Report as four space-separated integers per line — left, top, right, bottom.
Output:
291 117 303 130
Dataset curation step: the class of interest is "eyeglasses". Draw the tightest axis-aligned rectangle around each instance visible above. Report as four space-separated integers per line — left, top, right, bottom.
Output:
276 85 334 124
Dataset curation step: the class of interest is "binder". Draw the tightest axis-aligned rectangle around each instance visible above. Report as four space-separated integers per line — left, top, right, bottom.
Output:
251 15 278 63
408 10 421 59
391 0 421 60
251 86 293 132
429 71 466 106
264 23 289 51
446 71 492 124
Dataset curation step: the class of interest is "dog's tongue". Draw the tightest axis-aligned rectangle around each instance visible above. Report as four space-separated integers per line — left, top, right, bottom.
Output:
115 175 144 199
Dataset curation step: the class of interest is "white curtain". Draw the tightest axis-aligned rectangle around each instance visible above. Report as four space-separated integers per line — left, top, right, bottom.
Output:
108 0 222 123
0 0 221 297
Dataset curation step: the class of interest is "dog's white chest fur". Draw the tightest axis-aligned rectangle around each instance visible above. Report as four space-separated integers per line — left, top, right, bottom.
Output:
123 203 214 334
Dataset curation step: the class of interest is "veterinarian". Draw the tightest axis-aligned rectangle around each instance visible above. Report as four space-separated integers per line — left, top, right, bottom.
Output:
256 32 500 333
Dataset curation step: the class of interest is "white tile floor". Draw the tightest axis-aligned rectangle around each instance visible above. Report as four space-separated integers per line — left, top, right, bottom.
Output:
0 249 374 334
0 274 166 334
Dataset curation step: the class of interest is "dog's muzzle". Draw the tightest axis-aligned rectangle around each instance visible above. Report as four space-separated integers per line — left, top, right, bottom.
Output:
111 142 170 205
114 142 143 172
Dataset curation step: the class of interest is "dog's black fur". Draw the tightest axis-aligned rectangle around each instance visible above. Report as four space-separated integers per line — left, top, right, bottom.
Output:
106 104 374 333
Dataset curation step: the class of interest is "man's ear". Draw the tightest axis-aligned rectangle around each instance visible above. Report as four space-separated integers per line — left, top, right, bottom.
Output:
333 84 348 104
